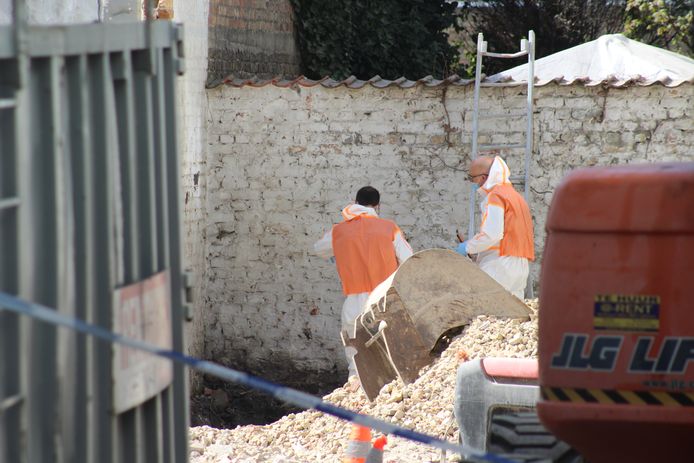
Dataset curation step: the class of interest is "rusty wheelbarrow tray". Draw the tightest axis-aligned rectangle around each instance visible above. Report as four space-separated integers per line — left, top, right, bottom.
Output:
342 249 531 401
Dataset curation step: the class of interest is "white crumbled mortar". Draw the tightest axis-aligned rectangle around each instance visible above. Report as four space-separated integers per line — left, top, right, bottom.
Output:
190 300 539 463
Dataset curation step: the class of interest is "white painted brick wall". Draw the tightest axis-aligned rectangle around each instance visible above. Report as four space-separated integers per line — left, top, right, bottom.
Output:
204 82 694 381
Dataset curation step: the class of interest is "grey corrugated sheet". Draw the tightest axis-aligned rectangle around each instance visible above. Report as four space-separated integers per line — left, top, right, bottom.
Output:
0 19 189 463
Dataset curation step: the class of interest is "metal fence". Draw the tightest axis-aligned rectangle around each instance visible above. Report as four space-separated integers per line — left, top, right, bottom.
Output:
0 3 188 462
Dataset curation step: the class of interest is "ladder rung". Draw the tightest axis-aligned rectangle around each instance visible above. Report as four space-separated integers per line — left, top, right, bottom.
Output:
0 197 20 210
479 111 527 120
482 50 528 59
0 394 23 413
479 143 525 151
0 98 16 110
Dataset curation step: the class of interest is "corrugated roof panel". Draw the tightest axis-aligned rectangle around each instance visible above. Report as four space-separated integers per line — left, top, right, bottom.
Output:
213 74 477 89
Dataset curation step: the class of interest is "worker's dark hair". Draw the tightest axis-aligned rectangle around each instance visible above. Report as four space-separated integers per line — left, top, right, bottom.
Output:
356 186 380 206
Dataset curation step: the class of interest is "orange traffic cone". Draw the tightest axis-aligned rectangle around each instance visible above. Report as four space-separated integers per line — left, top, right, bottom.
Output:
365 435 387 463
343 425 372 463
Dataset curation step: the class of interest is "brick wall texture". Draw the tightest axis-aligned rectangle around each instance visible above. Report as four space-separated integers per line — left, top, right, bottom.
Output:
203 82 694 384
207 0 300 85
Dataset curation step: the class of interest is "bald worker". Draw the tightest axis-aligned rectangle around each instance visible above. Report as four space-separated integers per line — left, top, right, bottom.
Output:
456 155 534 299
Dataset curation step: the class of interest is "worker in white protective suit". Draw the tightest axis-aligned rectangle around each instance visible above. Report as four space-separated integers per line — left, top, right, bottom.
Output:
314 186 413 382
456 156 534 299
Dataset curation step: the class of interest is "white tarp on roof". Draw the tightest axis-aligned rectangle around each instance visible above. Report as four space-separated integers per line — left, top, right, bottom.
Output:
487 34 694 87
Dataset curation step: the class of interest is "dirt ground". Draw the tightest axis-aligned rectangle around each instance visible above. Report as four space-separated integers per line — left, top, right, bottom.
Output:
189 376 344 429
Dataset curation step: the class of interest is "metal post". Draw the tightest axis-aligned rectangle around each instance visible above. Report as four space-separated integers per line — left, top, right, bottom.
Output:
11 0 28 87
163 32 190 462
65 53 95 463
471 33 483 161
144 0 157 74
524 30 535 201
8 2 29 461
468 33 485 240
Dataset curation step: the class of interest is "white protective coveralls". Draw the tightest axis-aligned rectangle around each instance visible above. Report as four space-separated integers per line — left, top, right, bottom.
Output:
314 204 413 376
458 157 534 299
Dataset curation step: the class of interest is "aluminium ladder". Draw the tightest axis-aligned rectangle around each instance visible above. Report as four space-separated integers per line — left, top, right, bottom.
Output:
468 30 536 295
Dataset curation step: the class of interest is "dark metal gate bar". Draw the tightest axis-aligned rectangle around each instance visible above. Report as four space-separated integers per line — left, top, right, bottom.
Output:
0 2 188 462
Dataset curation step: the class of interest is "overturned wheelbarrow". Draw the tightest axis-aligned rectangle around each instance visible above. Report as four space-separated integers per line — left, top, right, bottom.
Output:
342 248 531 401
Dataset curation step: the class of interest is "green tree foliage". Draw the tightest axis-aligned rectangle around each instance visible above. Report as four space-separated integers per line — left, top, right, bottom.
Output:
456 1 627 76
290 0 459 80
624 0 694 57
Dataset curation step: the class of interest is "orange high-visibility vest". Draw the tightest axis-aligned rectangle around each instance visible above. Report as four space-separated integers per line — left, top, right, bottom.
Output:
332 215 400 295
487 184 535 260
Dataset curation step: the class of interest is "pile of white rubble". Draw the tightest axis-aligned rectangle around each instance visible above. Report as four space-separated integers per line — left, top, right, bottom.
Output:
190 300 539 463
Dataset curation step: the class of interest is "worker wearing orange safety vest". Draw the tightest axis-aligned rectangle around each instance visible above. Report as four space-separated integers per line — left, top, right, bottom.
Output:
314 186 413 377
457 156 534 299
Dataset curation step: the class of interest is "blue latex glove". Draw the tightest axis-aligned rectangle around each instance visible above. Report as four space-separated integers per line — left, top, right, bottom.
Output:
455 240 468 256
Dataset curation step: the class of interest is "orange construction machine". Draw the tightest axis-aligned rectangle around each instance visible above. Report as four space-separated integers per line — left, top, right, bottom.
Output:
455 162 694 462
